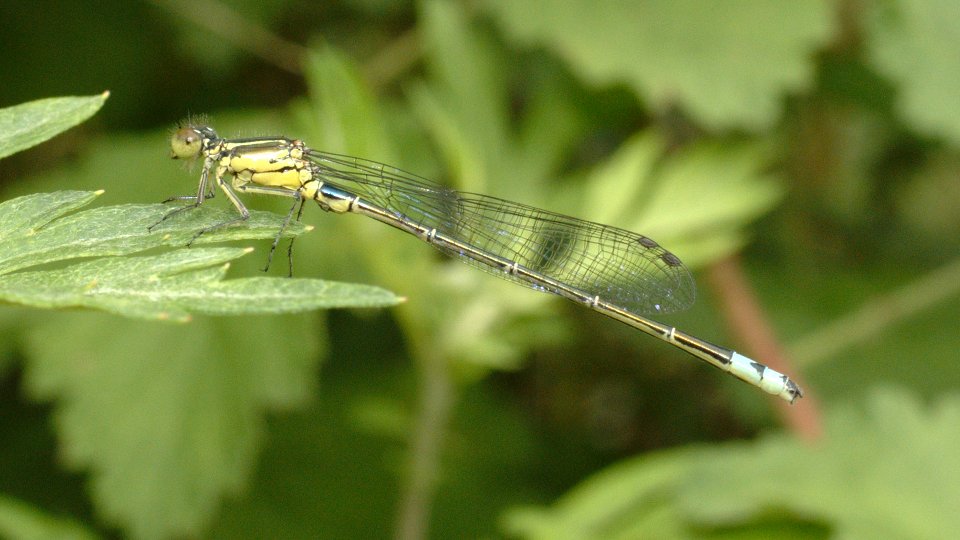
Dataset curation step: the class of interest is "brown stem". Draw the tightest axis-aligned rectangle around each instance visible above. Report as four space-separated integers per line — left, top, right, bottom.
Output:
706 255 822 442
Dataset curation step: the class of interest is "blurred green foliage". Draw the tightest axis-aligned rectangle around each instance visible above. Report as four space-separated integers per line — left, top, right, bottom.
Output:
0 0 959 539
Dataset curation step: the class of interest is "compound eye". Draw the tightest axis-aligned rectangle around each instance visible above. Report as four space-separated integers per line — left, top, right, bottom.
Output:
170 127 203 159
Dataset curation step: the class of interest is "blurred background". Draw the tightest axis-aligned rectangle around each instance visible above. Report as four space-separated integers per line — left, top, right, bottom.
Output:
1 0 958 538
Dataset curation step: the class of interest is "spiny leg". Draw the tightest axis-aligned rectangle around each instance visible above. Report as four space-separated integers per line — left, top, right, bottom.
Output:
230 183 306 274
285 199 308 276
185 173 251 245
149 161 216 231
263 191 305 274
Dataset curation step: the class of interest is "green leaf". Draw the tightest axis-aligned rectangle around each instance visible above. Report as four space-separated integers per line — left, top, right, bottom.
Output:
682 388 960 538
484 0 833 129
0 495 97 540
635 141 784 254
0 192 304 275
502 450 695 539
0 248 401 322
0 191 403 320
24 311 325 539
0 189 104 239
578 133 784 268
502 388 960 539
864 0 960 144
0 92 110 159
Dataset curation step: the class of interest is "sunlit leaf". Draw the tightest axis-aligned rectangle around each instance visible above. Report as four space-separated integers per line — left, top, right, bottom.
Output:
484 0 833 129
0 192 402 321
0 92 109 159
864 0 960 144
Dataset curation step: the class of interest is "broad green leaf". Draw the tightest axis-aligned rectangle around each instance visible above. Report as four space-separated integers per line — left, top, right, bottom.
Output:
0 495 97 540
502 388 960 539
484 0 833 130
0 192 403 320
0 92 109 159
502 450 695 539
634 140 783 234
0 248 401 322
682 388 960 538
578 133 784 268
576 131 667 226
0 189 103 237
24 311 325 539
863 0 960 144
0 192 307 275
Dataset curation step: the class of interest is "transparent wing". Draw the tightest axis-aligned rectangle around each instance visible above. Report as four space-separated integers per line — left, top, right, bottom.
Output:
306 150 696 315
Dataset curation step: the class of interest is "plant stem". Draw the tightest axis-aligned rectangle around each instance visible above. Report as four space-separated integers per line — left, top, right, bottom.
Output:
394 346 457 540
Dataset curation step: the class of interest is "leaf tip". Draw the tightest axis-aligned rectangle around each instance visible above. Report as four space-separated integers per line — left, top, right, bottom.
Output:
94 189 106 196
242 247 255 254
101 89 111 99
304 224 315 232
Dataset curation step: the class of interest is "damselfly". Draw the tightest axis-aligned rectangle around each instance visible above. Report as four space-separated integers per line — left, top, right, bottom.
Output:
151 122 803 403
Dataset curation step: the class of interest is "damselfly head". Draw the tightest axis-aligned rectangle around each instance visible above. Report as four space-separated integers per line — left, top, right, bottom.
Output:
169 127 204 160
